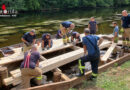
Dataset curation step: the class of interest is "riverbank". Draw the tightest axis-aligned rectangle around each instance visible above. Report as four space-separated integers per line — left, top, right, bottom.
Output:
70 60 130 90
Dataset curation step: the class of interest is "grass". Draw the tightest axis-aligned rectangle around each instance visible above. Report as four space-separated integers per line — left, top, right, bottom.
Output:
70 60 130 90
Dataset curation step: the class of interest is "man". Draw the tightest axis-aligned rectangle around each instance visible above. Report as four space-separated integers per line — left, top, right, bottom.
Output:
112 22 119 43
60 21 75 45
121 10 130 50
20 45 42 88
42 33 52 50
21 29 36 53
88 17 98 34
77 28 103 80
56 30 63 39
71 31 81 43
112 22 119 55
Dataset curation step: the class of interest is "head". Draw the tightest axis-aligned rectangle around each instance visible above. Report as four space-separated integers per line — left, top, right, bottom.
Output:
70 23 75 30
112 22 117 27
30 29 35 36
31 45 37 52
122 10 128 17
84 28 90 35
90 17 95 21
46 33 50 39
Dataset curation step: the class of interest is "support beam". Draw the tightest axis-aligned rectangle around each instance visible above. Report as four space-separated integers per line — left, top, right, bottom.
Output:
101 43 117 62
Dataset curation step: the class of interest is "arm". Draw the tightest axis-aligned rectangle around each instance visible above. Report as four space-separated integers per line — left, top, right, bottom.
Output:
71 36 74 42
96 24 98 31
42 40 44 48
98 37 103 46
88 24 90 29
48 40 51 48
59 33 63 37
33 39 36 45
83 45 87 55
36 60 39 67
21 38 27 43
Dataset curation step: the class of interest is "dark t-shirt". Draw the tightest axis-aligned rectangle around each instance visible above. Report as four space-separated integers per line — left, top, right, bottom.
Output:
89 21 97 31
22 32 36 43
61 21 72 28
121 14 130 28
42 34 51 43
56 30 62 38
72 32 81 41
82 35 100 56
20 51 40 69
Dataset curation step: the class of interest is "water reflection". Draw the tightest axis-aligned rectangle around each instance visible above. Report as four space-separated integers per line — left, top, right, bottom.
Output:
0 6 130 48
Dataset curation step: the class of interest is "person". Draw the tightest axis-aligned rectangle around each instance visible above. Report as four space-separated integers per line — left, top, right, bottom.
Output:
121 10 130 51
42 33 52 50
112 22 119 55
71 31 81 44
56 30 63 39
60 21 75 45
112 22 119 43
76 28 103 80
20 45 42 89
88 17 98 34
21 29 36 53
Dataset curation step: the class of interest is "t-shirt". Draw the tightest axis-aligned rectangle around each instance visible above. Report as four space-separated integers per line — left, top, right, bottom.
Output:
89 21 97 30
20 51 40 69
121 14 130 28
56 30 62 37
82 35 100 56
113 26 119 36
61 21 72 28
42 33 51 43
72 32 81 41
22 32 36 43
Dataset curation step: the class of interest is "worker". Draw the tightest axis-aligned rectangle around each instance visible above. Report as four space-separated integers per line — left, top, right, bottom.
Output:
112 22 119 55
121 10 130 51
20 45 42 89
56 30 63 39
71 31 81 44
76 28 103 80
60 21 75 45
21 29 36 53
88 17 98 34
42 33 53 50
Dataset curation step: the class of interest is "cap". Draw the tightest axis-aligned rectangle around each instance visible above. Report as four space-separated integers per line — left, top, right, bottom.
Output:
84 28 90 34
30 29 36 33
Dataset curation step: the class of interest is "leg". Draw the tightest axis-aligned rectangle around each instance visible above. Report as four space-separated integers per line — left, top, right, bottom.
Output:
23 44 31 53
21 69 31 89
89 57 99 80
77 56 90 77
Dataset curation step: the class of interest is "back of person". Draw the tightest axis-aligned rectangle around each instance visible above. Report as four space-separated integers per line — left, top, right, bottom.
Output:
20 51 40 69
23 32 36 43
61 21 72 28
82 35 99 57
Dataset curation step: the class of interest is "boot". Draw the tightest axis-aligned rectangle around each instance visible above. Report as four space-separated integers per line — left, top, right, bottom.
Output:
76 69 85 77
89 75 97 81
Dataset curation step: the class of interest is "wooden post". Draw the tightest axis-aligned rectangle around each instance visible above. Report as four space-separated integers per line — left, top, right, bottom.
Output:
0 67 8 87
53 72 61 82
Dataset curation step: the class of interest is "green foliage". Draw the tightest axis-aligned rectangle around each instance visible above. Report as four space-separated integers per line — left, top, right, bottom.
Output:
0 0 130 11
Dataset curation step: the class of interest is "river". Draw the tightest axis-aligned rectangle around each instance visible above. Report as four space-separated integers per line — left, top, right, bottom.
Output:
0 6 130 48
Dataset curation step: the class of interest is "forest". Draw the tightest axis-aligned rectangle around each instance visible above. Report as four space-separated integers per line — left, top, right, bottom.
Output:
0 0 130 11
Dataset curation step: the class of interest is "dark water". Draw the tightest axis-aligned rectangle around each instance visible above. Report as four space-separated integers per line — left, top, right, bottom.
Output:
0 6 130 48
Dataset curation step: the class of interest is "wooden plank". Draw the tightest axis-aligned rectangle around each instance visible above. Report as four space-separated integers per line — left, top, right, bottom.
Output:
27 54 130 90
3 42 110 86
101 43 117 62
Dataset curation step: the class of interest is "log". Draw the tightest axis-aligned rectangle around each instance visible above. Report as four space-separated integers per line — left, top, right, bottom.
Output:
101 43 117 62
27 54 130 90
0 67 8 87
3 42 111 86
